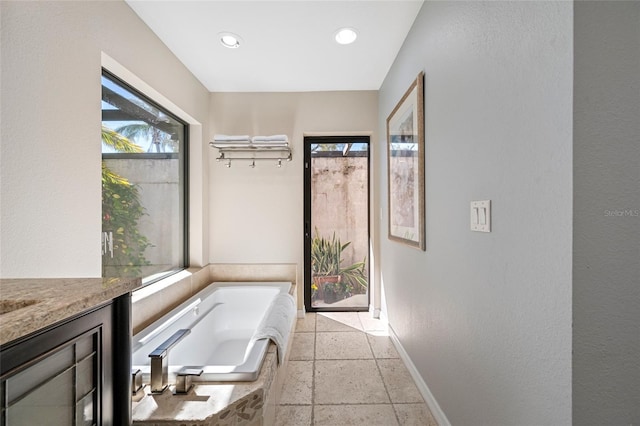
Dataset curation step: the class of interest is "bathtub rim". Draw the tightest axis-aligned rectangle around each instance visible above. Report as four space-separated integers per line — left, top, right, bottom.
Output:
131 280 292 382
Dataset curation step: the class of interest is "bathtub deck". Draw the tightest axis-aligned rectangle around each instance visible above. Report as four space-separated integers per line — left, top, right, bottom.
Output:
132 279 297 425
132 343 278 425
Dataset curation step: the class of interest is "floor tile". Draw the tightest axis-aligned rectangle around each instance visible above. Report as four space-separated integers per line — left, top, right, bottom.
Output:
296 313 316 333
316 312 363 332
280 361 313 405
393 403 438 426
358 311 388 332
315 332 373 360
314 360 389 404
367 334 399 359
377 359 424 403
289 333 315 361
280 310 432 426
314 404 399 426
274 405 312 426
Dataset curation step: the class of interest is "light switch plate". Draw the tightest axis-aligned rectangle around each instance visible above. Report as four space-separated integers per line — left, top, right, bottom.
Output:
471 200 491 232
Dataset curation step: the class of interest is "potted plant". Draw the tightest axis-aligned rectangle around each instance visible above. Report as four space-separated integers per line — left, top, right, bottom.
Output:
311 228 341 302
311 228 368 303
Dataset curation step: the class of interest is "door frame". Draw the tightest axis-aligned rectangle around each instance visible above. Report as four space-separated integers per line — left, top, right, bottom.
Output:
303 135 371 312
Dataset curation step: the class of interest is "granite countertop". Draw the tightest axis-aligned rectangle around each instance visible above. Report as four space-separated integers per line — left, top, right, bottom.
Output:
0 277 141 346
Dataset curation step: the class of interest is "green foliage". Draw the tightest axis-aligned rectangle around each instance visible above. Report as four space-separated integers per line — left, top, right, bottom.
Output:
311 143 339 153
101 126 151 277
311 228 368 296
116 123 177 153
339 257 368 294
101 126 143 154
310 228 348 277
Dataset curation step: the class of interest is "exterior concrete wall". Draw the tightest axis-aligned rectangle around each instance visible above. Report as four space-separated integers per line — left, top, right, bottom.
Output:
104 158 181 268
311 156 368 268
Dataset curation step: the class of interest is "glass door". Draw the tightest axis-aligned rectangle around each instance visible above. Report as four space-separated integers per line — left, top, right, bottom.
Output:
304 136 370 311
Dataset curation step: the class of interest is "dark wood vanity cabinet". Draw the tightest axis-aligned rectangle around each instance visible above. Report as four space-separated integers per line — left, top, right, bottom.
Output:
0 294 132 426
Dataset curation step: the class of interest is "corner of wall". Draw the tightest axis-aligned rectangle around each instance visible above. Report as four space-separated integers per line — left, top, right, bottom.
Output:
388 325 451 426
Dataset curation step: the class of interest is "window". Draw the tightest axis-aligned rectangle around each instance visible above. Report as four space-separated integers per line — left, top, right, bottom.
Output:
101 70 187 282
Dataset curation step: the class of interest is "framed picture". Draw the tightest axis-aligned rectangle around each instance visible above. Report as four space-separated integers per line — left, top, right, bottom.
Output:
386 71 425 250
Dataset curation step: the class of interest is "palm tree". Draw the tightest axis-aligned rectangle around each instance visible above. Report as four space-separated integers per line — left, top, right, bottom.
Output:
115 122 177 153
101 126 143 153
101 126 151 277
311 143 339 153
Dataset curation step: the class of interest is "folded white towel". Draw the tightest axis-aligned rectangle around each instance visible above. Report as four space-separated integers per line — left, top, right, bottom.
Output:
251 142 289 148
212 143 251 148
252 135 289 143
213 134 250 142
252 292 296 364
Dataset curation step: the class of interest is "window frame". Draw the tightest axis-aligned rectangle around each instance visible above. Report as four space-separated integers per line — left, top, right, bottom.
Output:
101 68 189 285
303 135 371 312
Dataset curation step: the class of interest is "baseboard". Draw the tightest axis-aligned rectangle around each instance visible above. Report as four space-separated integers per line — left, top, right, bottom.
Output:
297 309 305 319
388 325 451 426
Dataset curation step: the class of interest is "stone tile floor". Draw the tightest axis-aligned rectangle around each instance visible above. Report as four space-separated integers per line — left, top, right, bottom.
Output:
275 312 438 425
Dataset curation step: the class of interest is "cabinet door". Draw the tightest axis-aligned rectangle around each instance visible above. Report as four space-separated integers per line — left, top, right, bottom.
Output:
4 330 98 425
1 305 113 426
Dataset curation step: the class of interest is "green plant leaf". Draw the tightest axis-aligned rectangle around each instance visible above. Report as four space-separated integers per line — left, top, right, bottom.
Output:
101 125 143 153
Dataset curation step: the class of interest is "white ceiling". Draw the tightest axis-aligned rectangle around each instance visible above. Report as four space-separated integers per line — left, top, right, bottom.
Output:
125 1 424 92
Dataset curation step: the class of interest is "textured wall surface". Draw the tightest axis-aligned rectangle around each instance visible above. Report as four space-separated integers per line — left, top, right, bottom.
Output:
103 158 181 269
378 2 573 424
311 156 369 267
573 2 640 424
0 1 209 277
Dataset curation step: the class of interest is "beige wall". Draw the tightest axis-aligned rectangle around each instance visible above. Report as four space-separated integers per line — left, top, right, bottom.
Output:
208 91 378 310
0 1 210 277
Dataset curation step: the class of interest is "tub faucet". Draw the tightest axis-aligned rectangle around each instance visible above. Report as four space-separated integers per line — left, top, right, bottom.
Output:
175 367 204 394
148 328 191 393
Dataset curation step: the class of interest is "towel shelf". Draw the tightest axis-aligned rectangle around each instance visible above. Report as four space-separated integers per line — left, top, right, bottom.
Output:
210 142 292 168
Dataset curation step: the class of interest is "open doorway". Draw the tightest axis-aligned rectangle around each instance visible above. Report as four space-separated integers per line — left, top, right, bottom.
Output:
304 136 370 312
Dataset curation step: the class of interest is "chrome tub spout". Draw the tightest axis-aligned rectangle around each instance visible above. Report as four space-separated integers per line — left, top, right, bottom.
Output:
148 329 191 393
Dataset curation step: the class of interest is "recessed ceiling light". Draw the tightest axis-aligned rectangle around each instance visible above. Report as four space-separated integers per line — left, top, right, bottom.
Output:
334 28 358 45
219 32 242 49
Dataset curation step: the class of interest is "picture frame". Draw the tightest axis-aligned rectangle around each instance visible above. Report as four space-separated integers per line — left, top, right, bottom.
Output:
386 71 425 250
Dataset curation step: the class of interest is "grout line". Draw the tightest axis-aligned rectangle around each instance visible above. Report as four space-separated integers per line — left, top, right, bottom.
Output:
280 402 417 406
305 313 407 424
314 357 374 361
310 313 317 425
278 403 313 406
366 327 402 426
314 403 397 406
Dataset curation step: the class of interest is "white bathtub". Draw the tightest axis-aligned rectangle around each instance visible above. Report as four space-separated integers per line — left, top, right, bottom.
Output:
132 281 292 382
